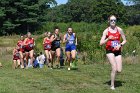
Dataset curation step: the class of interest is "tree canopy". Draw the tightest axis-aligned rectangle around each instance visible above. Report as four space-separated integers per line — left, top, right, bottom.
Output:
0 0 56 35
46 0 127 23
0 0 139 35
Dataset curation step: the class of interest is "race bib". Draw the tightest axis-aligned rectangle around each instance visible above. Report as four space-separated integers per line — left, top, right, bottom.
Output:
55 41 60 47
20 45 24 48
16 53 20 57
111 41 119 47
29 44 33 48
68 41 74 44
45 44 51 49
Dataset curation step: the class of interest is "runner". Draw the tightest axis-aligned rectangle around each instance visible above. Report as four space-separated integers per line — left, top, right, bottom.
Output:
43 32 52 68
24 32 35 68
13 46 20 69
100 15 127 90
17 34 25 69
63 27 77 70
50 27 62 68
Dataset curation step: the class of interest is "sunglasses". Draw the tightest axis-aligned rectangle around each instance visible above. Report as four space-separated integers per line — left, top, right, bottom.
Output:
110 19 116 22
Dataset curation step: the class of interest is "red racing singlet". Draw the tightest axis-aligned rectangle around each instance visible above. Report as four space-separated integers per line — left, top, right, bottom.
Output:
25 38 34 50
106 27 121 51
17 40 25 52
13 49 20 60
44 38 51 50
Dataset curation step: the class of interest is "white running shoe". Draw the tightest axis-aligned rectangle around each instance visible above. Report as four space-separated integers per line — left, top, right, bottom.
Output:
21 65 24 69
110 86 115 90
68 67 71 71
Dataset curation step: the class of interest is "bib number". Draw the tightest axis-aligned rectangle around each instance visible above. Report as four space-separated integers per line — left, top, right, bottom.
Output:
20 45 24 49
111 41 119 47
55 41 60 47
45 45 51 49
16 53 20 57
69 41 74 44
29 44 33 48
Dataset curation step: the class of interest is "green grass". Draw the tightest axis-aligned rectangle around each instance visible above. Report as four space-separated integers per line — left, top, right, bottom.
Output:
0 60 140 93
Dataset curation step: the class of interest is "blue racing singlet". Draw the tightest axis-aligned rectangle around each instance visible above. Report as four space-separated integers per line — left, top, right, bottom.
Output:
65 33 76 52
66 33 75 45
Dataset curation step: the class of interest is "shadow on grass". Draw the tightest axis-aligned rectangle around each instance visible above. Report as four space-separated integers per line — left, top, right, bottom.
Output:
104 80 126 88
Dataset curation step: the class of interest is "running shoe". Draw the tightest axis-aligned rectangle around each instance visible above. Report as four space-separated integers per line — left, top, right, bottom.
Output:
110 86 115 90
68 67 71 71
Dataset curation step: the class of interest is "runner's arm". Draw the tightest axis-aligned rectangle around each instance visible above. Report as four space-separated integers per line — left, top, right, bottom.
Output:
100 30 108 45
50 35 56 42
23 38 28 46
74 33 78 45
33 38 35 46
63 34 67 43
119 28 127 46
43 38 45 45
59 34 63 43
13 49 15 55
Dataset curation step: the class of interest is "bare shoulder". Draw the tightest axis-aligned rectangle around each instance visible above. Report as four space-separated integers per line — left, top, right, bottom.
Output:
117 26 123 31
51 34 55 38
117 26 124 34
44 37 47 40
73 33 76 36
24 38 28 41
103 28 108 35
64 34 67 36
63 34 67 39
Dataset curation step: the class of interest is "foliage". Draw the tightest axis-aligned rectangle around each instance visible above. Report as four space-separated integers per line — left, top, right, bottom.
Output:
0 0 56 35
125 4 140 25
46 0 127 23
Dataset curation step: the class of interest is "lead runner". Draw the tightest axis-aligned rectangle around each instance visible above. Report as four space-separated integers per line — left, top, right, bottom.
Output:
100 15 127 90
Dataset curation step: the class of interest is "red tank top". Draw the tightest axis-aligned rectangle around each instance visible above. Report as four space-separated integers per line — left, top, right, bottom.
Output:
13 49 20 60
14 49 20 57
106 27 121 51
44 38 51 44
25 38 34 45
44 38 51 50
17 40 24 48
25 38 34 50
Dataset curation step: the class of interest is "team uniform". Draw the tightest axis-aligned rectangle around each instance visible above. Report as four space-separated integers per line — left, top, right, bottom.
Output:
51 34 61 51
24 38 34 52
106 27 121 56
17 40 25 53
13 49 20 60
65 33 76 52
44 38 51 51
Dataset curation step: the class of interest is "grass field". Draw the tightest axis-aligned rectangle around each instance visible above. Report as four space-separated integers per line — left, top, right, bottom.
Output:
0 60 140 93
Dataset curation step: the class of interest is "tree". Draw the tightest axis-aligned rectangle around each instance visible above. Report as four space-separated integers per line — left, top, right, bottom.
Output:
0 0 57 35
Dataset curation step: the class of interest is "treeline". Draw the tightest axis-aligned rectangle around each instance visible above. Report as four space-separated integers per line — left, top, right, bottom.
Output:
46 0 140 24
0 0 140 35
46 0 127 23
